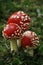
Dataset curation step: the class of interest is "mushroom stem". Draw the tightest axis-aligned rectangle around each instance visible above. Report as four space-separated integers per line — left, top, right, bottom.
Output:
28 49 34 56
24 47 34 56
10 39 18 52
17 38 21 48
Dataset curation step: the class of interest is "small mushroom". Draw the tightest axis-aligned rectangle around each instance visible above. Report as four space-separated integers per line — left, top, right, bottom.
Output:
21 31 39 56
7 11 31 48
2 23 22 52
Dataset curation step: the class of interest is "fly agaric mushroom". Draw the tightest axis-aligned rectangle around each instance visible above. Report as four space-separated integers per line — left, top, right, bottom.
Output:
8 11 31 32
2 23 22 52
7 11 31 48
21 31 39 56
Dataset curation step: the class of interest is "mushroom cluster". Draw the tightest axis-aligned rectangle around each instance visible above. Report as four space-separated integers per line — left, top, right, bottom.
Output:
2 11 39 56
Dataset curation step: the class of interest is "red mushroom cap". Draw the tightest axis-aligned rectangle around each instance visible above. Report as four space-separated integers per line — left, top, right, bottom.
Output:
21 31 39 48
8 11 31 31
2 23 21 39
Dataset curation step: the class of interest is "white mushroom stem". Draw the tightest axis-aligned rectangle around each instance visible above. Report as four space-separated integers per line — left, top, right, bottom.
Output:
10 39 18 52
24 46 34 56
17 38 21 48
28 49 34 56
